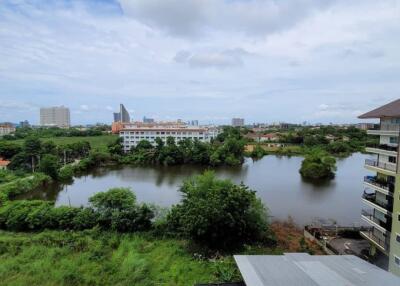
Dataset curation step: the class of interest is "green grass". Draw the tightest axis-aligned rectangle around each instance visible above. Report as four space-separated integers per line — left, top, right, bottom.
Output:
12 135 118 152
0 230 247 286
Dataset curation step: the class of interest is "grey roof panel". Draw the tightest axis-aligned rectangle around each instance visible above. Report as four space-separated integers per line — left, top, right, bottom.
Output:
358 99 400 118
234 253 400 286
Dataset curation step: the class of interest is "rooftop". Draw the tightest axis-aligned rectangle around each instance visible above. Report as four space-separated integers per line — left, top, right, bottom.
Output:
359 99 400 119
234 253 400 286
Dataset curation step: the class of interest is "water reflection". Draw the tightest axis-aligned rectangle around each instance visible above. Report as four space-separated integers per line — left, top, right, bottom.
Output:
20 153 372 226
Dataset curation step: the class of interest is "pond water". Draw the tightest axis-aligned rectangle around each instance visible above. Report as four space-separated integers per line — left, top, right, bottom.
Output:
22 153 373 226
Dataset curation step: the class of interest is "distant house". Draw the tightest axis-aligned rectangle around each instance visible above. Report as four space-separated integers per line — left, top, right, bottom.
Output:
0 158 10 170
325 134 336 143
246 133 279 143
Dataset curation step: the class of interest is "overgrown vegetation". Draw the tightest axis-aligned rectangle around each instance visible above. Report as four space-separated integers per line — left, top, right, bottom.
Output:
165 171 272 251
299 150 337 180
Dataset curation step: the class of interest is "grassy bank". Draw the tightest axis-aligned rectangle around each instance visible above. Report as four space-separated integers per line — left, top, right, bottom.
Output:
0 221 322 286
11 135 118 152
0 230 241 286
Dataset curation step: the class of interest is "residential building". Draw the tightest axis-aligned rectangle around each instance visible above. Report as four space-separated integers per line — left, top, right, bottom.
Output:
0 158 10 170
19 120 30 128
232 253 400 286
189 120 199 126
359 99 400 277
113 104 130 123
143 116 155 123
232 118 244 127
119 122 218 152
40 106 70 127
0 123 16 136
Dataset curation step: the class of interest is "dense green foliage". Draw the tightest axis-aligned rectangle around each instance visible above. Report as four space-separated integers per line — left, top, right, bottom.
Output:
166 172 270 250
279 126 373 156
0 173 51 200
2 126 109 140
299 150 337 180
0 188 153 232
0 230 245 286
38 154 60 179
121 127 245 166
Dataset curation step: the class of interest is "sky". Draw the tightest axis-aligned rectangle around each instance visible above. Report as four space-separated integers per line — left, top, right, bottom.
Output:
0 0 399 125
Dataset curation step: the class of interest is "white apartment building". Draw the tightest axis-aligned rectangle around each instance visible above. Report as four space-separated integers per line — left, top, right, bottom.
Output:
0 124 16 136
119 123 218 152
40 106 70 127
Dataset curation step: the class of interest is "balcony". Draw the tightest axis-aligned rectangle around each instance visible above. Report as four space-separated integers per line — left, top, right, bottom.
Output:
361 209 391 232
364 176 394 195
362 191 393 214
360 228 390 254
365 144 398 157
367 124 400 136
365 159 397 174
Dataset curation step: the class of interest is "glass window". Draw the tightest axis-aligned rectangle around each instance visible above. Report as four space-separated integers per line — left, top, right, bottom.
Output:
396 233 400 243
390 137 398 144
395 255 400 267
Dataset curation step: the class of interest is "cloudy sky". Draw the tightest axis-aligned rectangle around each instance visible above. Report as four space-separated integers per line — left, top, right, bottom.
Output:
0 0 399 125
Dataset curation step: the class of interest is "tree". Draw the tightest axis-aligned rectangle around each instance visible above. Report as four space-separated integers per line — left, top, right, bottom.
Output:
38 154 60 179
23 137 42 172
167 171 269 250
0 141 21 159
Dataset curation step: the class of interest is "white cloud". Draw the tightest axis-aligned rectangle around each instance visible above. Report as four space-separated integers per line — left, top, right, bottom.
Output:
0 0 399 124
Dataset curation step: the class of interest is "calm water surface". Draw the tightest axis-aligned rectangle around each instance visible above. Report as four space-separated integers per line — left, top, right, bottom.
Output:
23 153 373 226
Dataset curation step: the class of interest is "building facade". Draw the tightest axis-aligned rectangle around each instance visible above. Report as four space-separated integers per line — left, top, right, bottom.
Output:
359 99 400 277
40 106 70 127
232 118 244 127
119 123 217 152
113 104 130 123
0 124 16 136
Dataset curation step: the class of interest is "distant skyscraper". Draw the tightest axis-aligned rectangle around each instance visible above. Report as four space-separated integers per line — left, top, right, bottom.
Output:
40 106 70 127
190 120 199 126
19 120 30 128
231 118 244 127
143 116 154 123
113 104 130 123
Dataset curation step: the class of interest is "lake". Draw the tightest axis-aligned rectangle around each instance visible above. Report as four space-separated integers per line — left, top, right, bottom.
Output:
22 153 373 226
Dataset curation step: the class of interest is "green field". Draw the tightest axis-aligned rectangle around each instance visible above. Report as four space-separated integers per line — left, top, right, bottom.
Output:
0 230 244 286
12 135 118 152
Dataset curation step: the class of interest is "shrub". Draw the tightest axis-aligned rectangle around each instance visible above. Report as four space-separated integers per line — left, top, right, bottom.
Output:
300 150 336 180
58 165 74 182
89 188 154 232
38 154 60 179
166 171 269 251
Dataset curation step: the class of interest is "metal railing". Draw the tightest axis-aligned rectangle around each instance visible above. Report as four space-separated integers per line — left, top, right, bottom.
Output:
361 209 391 231
360 229 389 251
362 191 392 210
364 176 394 192
365 159 397 172
366 144 398 152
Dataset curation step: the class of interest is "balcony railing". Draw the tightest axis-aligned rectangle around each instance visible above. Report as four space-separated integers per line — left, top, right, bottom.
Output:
366 144 398 152
365 159 397 172
361 209 391 231
360 229 389 251
362 191 392 210
380 124 400 132
364 176 394 193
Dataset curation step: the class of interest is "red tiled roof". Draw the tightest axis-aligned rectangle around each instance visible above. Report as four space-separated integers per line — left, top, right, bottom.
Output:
0 160 10 167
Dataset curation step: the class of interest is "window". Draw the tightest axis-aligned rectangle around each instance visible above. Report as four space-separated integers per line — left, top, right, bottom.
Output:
389 156 397 164
390 137 398 144
395 255 400 267
396 233 400 243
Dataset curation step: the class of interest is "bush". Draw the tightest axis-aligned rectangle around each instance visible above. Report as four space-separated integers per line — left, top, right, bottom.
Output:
58 165 74 182
38 154 60 179
89 188 154 232
300 150 336 180
166 171 269 251
0 173 51 199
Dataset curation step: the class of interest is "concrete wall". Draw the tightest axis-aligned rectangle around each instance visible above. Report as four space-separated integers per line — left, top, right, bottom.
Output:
389 175 400 275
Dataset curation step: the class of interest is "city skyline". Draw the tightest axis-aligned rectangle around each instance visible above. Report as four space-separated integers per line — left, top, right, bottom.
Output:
1 0 399 124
